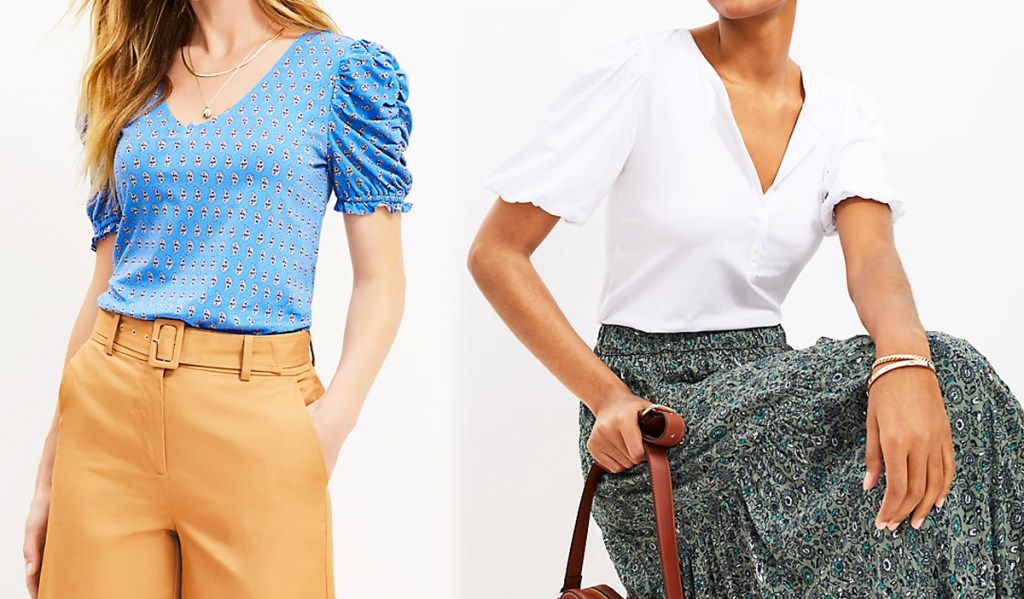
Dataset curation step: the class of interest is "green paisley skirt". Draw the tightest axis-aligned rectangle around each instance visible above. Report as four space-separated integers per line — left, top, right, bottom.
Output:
580 324 1024 598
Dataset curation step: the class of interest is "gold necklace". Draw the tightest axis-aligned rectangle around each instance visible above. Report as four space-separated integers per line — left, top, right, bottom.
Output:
182 27 285 120
183 27 285 78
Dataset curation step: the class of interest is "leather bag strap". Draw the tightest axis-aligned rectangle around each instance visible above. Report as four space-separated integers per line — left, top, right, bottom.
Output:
561 408 686 599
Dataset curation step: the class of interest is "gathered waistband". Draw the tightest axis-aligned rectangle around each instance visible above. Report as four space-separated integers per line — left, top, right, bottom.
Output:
89 308 315 380
595 322 791 356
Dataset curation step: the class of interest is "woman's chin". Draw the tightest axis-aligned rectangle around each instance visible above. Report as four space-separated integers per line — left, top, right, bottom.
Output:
708 0 787 20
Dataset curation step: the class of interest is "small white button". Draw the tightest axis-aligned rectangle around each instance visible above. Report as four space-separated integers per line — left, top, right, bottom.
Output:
753 245 762 255
758 206 768 216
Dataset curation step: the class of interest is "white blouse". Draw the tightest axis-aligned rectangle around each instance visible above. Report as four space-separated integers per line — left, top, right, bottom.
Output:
484 29 905 334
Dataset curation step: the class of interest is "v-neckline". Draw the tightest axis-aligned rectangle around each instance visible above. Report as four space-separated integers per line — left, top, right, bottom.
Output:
683 29 819 197
159 30 313 130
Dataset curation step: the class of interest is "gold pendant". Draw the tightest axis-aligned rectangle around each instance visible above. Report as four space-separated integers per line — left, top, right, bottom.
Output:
202 107 212 119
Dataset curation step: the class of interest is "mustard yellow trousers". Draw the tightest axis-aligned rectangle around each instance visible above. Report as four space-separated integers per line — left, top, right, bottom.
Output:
38 308 334 598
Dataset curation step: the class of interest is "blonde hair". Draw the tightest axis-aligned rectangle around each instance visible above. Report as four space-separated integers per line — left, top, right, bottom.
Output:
71 0 340 199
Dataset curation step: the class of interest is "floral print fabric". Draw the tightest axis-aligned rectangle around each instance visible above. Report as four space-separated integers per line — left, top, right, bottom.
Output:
580 324 1024 598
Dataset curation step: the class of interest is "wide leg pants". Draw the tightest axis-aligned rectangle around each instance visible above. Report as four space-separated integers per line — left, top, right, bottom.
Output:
38 308 334 599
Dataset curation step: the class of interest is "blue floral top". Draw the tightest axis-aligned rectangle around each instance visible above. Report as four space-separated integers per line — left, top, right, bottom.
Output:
84 30 413 334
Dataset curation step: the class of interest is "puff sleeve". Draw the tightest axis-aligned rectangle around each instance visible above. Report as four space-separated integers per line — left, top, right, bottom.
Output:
76 112 122 252
483 33 649 226
86 185 121 252
820 84 905 236
327 39 413 215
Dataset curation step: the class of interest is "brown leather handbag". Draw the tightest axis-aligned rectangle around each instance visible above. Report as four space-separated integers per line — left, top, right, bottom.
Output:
558 405 687 599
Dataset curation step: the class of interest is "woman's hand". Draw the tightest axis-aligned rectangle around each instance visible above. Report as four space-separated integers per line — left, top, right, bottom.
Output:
303 384 364 479
23 490 50 598
588 392 654 473
864 365 955 531
306 389 359 482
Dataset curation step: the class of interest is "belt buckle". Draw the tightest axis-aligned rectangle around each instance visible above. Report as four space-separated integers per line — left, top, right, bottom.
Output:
148 317 184 369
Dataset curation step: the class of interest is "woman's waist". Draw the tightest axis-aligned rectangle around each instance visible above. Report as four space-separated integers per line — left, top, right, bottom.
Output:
96 286 312 336
594 320 791 357
89 307 315 375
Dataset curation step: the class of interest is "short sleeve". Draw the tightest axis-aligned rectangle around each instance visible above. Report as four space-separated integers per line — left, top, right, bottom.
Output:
328 39 413 215
820 84 905 236
77 112 122 252
86 186 121 252
483 33 649 226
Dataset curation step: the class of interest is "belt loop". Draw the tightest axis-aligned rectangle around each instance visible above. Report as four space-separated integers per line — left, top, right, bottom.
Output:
104 311 121 355
308 334 316 367
239 334 254 381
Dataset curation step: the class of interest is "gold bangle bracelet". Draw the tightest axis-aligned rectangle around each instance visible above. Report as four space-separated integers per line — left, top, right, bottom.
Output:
866 358 936 395
872 353 934 371
641 404 678 417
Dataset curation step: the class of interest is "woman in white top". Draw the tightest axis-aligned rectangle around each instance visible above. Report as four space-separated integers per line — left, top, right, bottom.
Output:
468 1 1024 597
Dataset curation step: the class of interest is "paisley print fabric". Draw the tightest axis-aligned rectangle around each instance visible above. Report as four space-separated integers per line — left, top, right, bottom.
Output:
580 324 1024 598
84 30 413 334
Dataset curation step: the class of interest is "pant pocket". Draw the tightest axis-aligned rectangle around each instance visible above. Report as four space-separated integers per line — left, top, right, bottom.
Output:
56 338 97 420
288 367 330 486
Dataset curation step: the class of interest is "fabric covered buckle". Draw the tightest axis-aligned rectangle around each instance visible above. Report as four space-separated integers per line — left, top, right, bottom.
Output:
148 318 184 369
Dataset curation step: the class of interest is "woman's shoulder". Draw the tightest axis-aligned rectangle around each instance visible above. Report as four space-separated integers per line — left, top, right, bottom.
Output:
601 28 699 54
592 28 712 80
303 29 404 71
573 28 706 87
803 69 886 139
295 30 408 108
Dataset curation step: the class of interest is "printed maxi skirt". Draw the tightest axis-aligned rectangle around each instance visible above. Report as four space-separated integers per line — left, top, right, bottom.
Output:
579 324 1024 598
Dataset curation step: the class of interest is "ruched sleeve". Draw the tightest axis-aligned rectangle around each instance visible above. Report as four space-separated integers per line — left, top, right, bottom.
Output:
820 84 905 236
483 33 649 226
76 112 122 252
328 39 413 215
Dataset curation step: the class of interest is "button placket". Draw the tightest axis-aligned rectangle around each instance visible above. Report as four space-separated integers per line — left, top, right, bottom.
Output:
749 193 771 272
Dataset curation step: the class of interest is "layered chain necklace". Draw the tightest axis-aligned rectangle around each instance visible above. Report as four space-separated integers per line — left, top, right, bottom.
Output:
181 27 285 120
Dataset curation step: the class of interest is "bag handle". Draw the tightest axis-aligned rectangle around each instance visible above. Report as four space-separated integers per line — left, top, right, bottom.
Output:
561 405 687 599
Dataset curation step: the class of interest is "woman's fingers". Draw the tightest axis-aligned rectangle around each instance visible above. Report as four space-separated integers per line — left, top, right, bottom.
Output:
588 403 651 473
607 426 640 468
892 449 928 529
23 491 51 599
588 443 628 472
587 394 655 473
587 441 626 472
863 409 883 491
875 438 908 530
620 423 647 465
596 452 630 473
587 431 633 473
939 433 955 509
910 450 945 529
23 527 41 597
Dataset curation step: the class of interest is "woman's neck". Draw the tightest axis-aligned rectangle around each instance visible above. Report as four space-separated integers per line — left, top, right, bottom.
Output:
698 3 798 89
187 0 279 58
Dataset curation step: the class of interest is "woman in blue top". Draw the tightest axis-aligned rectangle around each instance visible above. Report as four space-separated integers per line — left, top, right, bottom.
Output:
23 1 411 597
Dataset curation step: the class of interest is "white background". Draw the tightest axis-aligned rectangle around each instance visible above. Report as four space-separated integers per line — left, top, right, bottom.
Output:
453 1 1023 598
1 1 1022 598
0 1 459 597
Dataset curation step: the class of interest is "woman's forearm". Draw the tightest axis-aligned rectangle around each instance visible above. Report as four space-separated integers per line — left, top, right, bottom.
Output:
35 268 110 497
320 272 406 425
468 201 651 471
468 242 633 415
846 244 931 359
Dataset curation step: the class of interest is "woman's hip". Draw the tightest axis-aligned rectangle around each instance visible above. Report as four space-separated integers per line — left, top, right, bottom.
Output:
53 308 330 507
